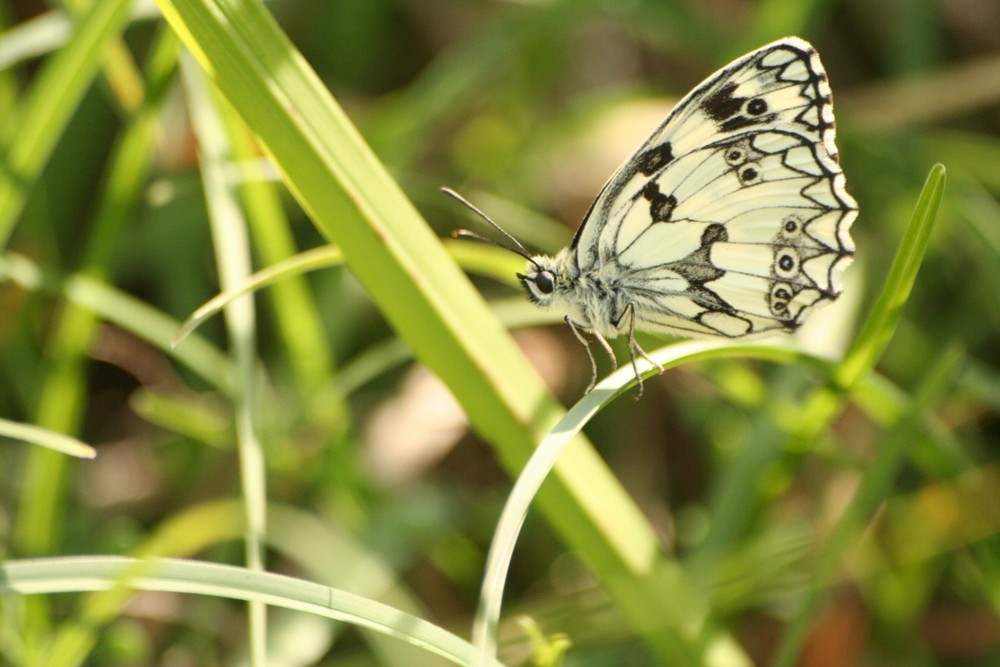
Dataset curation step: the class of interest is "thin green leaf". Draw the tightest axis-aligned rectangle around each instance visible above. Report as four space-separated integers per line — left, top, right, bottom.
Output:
836 164 947 388
181 52 268 666
0 419 95 459
474 340 834 666
172 246 342 348
0 0 134 248
0 557 504 667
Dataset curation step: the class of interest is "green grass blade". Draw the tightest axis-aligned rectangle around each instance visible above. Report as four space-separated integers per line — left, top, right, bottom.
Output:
181 52 269 666
172 246 342 348
0 557 503 667
836 164 947 389
223 116 337 399
0 0 134 248
0 419 95 459
0 252 234 394
475 339 850 666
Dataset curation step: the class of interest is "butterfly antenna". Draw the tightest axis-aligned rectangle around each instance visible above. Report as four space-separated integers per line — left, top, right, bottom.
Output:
441 187 536 263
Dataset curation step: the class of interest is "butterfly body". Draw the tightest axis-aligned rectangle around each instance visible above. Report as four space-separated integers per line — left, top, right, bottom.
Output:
453 37 856 395
521 248 631 340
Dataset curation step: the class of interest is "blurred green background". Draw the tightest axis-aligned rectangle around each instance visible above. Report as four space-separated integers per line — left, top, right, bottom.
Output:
1 0 999 665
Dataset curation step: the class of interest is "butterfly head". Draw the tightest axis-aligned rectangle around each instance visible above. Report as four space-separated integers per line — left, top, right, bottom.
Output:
518 256 559 307
517 249 578 310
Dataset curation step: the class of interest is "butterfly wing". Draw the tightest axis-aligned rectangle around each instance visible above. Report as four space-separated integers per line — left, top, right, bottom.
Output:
572 37 857 338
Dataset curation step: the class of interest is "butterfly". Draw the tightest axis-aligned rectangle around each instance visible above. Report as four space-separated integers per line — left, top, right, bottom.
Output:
450 37 857 397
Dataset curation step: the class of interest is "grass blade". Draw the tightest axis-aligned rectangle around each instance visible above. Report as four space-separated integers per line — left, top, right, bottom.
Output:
0 0 134 247
475 339 841 666
181 52 269 666
172 246 342 348
0 419 95 459
0 556 504 667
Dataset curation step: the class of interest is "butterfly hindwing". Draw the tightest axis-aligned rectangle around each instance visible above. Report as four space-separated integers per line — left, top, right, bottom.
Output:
571 37 857 338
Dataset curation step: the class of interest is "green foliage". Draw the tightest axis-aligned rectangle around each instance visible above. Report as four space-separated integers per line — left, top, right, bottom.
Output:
1 1 997 666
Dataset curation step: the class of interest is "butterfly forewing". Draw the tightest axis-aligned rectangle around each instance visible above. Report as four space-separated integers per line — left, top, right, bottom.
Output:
570 37 856 340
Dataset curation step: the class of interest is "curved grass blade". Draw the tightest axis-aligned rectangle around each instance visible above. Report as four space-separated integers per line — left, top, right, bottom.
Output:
172 245 342 348
0 556 503 667
43 500 445 666
473 340 836 666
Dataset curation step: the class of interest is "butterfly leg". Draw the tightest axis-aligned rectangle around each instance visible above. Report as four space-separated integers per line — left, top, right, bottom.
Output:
565 316 616 393
565 317 597 393
593 331 617 371
618 303 664 398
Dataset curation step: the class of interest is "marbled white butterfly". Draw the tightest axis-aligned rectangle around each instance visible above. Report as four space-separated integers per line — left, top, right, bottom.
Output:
450 37 857 396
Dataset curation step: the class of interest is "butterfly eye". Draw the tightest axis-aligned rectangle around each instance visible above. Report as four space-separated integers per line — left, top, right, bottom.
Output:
534 271 555 295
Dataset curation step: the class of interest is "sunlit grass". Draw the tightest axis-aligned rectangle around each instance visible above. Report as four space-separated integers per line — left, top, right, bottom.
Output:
1 1 997 666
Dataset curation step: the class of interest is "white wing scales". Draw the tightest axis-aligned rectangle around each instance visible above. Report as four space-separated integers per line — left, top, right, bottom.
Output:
571 37 857 338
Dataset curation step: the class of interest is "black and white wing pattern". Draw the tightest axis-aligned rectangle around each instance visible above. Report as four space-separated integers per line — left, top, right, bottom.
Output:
572 37 857 338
